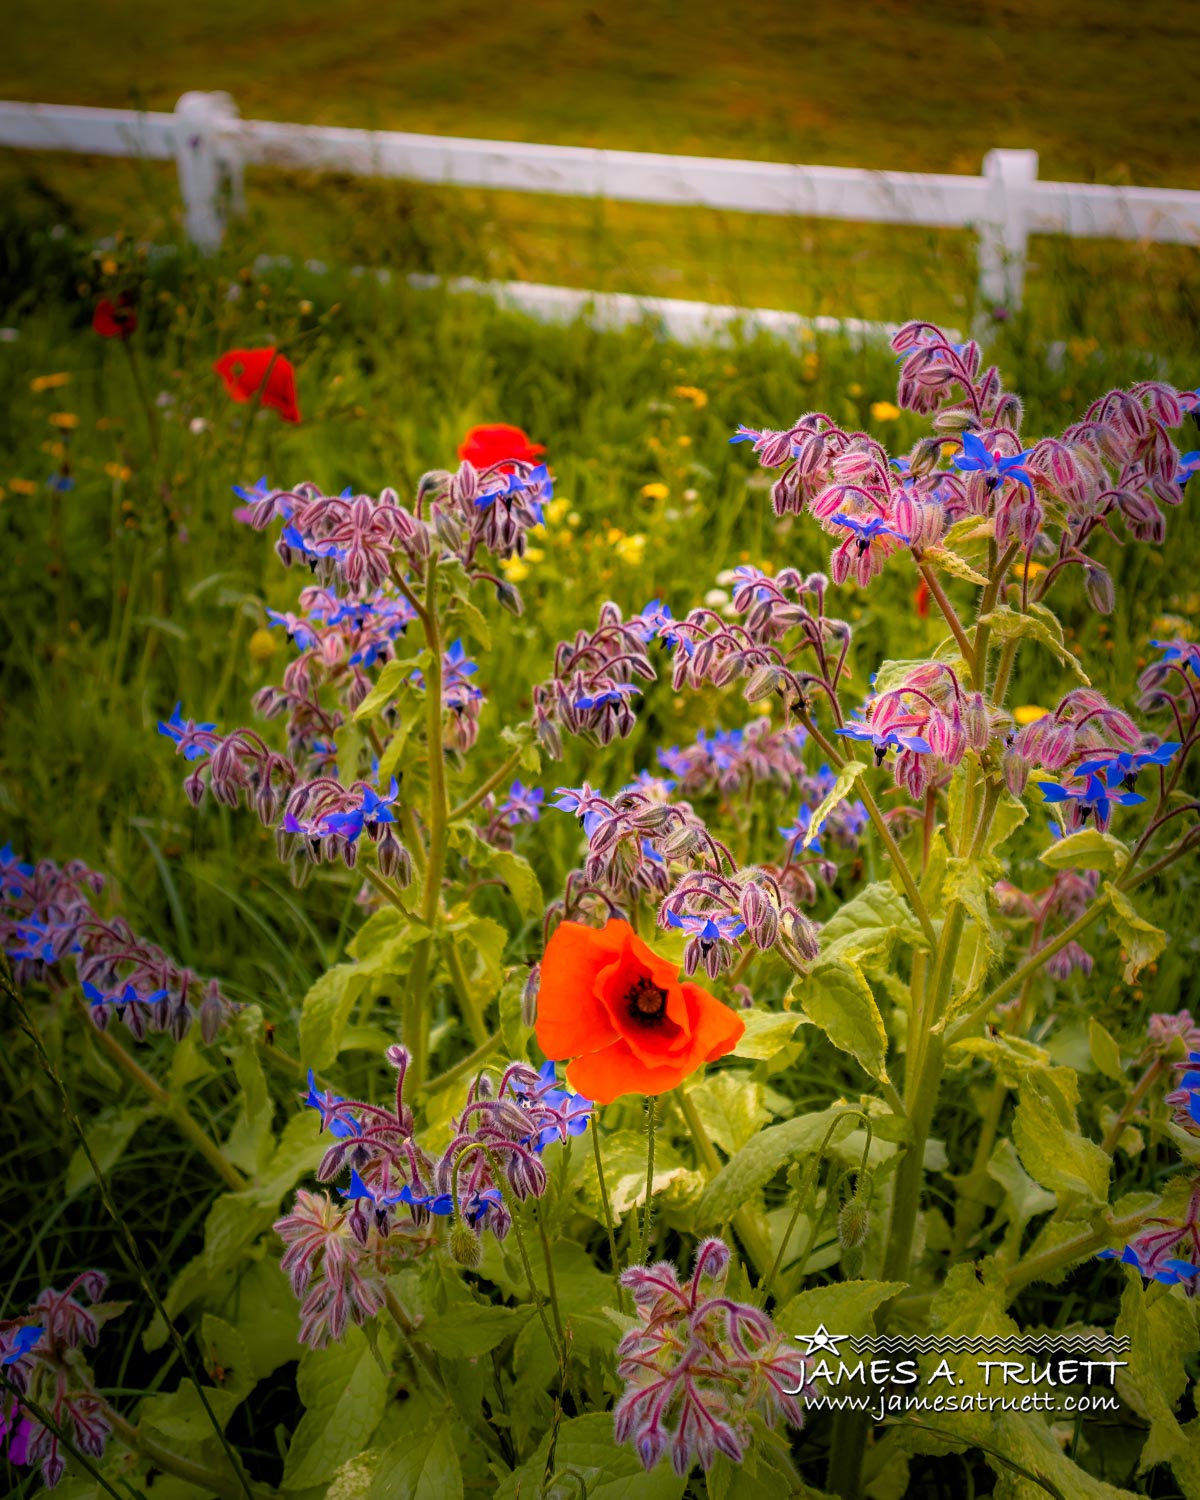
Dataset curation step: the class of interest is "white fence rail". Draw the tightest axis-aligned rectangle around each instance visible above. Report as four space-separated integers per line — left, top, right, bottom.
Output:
3 91 1200 317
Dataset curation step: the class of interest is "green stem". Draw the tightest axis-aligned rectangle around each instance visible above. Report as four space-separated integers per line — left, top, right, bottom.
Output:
591 1116 628 1313
79 995 247 1191
0 1377 138 1500
404 555 447 1091
1000 1208 1152 1301
1100 1058 1166 1155
536 1202 566 1350
450 744 527 822
442 938 491 1047
419 1029 502 1096
916 560 976 672
109 1411 267 1500
383 1287 509 1464
676 1087 774 1280
639 1095 657 1266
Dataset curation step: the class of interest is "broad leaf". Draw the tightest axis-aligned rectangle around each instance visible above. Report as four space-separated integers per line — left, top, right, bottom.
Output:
694 1107 857 1224
977 604 1090 684
1012 1074 1110 1205
804 762 866 848
282 1325 390 1491
794 960 888 1083
1104 882 1167 983
1039 827 1129 876
818 881 925 965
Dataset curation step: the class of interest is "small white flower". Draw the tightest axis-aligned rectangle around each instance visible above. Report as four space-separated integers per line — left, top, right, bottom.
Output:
704 588 730 608
188 417 209 435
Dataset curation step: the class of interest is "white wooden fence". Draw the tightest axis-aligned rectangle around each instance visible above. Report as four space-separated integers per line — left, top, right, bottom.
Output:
2 89 1199 323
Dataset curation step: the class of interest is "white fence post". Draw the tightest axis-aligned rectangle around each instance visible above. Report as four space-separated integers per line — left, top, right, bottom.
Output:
977 147 1039 318
173 91 243 250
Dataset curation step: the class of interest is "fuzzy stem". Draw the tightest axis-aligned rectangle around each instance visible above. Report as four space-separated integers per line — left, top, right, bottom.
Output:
591 1117 628 1313
450 744 527 822
639 1095 657 1266
77 995 247 1191
1100 1058 1167 1155
916 561 976 671
676 1087 774 1280
109 1410 269 1500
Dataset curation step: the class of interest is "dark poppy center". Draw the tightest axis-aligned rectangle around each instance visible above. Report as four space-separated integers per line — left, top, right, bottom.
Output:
625 976 668 1026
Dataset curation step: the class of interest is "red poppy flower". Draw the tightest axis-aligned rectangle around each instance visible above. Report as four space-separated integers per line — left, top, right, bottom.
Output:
92 294 137 340
457 423 545 470
213 348 301 424
536 918 745 1104
914 577 931 618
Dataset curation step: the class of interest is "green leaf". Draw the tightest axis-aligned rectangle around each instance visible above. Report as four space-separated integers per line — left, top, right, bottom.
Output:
203 1191 278 1278
693 1107 857 1225
1039 828 1129 876
139 1379 242 1444
985 1137 1056 1235
818 881 926 965
447 592 493 651
1116 1273 1200 1484
774 1280 907 1342
282 1325 390 1491
419 1303 534 1359
368 1416 463 1500
922 546 988 586
578 1128 700 1223
228 1258 303 1380
495 1412 687 1500
685 1072 770 1153
1089 1017 1125 1083
500 721 542 775
298 963 368 1071
794 960 888 1083
804 761 866 848
976 604 1090 684
731 1009 807 1062
1104 882 1167 983
200 1314 256 1400
1012 1073 1110 1205
490 848 543 920
353 650 432 722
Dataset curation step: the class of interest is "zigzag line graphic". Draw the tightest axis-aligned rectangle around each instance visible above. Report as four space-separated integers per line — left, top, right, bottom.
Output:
840 1336 1129 1355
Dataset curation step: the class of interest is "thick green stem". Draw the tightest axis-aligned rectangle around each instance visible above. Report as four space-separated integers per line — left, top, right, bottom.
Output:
441 939 491 1046
109 1411 268 1500
591 1117 627 1313
419 1029 502 1096
1100 1058 1166 1155
450 744 527 821
80 996 247 1191
404 555 448 1090
916 561 976 673
677 1087 774 1280
1000 1208 1152 1302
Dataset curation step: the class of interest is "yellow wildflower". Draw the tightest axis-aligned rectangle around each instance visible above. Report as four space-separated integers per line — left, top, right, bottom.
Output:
41 441 65 458
677 435 692 447
848 382 864 398
9 478 37 495
248 628 278 665
673 385 708 408
501 557 530 583
49 412 79 430
544 498 570 525
100 257 118 275
524 547 545 564
871 401 901 422
105 462 133 482
614 533 647 566
31 373 70 393
640 482 669 501
299 299 314 315
1013 706 1050 726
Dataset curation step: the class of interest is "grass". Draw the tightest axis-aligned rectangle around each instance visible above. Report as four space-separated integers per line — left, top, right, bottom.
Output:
3 1 1199 348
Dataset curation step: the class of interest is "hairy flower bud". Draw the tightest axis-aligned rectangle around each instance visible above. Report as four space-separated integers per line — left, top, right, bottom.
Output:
743 663 782 704
838 1194 872 1251
449 1220 483 1269
1084 562 1115 616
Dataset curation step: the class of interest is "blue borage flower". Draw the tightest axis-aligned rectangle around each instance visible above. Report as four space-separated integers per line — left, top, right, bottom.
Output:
728 424 760 445
232 475 281 512
0 1326 42 1365
1097 1244 1200 1286
573 682 641 712
778 804 825 854
636 598 686 651
157 703 217 760
83 979 169 1011
1152 639 1200 674
0 843 34 899
830 513 910 551
836 723 932 762
1177 450 1200 485
551 785 604 837
6 918 78 965
1074 742 1181 790
1039 773 1145 828
266 609 319 651
304 1068 364 1139
497 781 544 826
320 779 400 843
665 911 747 943
512 1060 593 1151
339 1169 406 1209
475 463 552 524
952 431 1035 493
398 1182 504 1226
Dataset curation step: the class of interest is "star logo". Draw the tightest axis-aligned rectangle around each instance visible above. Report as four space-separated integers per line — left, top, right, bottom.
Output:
797 1324 847 1357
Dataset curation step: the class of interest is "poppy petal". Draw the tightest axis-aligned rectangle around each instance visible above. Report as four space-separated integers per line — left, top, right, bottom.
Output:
565 1039 686 1104
535 919 624 1058
682 984 746 1063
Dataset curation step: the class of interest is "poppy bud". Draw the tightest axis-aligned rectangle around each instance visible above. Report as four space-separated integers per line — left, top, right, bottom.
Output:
838 1195 872 1251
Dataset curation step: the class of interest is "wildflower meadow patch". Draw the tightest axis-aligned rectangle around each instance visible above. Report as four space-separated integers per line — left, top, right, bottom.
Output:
3 235 1200 1500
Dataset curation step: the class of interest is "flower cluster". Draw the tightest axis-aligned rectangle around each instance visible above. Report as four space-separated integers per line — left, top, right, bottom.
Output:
533 603 658 754
614 1240 813 1475
657 719 808 798
279 775 412 879
1 849 235 1043
0 1272 120 1489
994 866 1101 986
275 1046 592 1344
